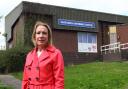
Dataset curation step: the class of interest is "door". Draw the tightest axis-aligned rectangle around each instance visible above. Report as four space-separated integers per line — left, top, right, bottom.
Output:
109 25 117 44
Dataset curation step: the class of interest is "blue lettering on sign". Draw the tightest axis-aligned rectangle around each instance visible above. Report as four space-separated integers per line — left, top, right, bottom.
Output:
58 19 95 28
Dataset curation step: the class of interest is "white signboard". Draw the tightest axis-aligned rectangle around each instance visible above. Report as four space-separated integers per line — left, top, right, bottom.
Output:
78 43 97 53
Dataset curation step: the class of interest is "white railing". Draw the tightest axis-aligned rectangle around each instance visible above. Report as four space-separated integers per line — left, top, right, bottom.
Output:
101 42 128 54
101 42 121 54
120 43 128 50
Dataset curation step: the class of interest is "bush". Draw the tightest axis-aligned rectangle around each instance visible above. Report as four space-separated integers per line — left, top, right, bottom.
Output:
0 46 31 73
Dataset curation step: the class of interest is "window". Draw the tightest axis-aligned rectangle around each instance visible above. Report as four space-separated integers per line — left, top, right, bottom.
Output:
78 32 97 52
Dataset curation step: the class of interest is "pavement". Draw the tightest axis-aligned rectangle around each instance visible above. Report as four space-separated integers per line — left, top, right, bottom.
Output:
0 75 21 89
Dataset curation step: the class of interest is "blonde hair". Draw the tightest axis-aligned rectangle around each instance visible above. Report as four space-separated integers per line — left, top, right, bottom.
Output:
32 21 52 47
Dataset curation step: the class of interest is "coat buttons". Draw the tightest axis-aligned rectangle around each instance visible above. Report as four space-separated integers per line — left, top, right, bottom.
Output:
35 77 39 81
28 77 31 81
28 67 31 70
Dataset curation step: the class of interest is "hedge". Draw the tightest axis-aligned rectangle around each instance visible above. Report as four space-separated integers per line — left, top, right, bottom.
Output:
0 47 31 73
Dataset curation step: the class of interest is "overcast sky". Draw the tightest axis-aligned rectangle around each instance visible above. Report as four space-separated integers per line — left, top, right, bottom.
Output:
0 0 128 46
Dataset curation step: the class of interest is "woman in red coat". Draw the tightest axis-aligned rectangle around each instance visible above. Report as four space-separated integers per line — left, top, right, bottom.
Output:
22 21 64 89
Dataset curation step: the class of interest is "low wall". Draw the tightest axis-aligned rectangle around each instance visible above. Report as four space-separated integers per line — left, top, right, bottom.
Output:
63 52 100 66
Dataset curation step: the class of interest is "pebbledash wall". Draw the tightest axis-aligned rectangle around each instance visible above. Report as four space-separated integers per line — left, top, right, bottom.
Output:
5 1 128 65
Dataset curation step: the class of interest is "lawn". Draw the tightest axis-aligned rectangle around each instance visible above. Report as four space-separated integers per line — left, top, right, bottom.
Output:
0 81 13 89
12 61 128 89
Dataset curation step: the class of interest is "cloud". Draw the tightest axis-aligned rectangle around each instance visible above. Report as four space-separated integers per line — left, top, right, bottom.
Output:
67 0 128 15
0 0 21 16
0 35 5 46
0 0 128 47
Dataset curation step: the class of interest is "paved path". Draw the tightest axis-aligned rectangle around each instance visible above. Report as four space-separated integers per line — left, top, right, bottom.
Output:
0 75 21 89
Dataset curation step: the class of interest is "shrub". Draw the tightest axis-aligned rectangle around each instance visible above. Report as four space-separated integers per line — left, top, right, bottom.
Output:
0 46 31 73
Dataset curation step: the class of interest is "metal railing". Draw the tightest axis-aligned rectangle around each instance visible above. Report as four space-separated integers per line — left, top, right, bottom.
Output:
120 43 128 50
101 42 128 54
101 42 121 54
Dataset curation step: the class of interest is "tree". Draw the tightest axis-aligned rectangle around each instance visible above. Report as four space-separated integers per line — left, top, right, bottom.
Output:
2 33 7 37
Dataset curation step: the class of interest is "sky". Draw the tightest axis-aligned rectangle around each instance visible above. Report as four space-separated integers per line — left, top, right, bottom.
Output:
0 0 128 47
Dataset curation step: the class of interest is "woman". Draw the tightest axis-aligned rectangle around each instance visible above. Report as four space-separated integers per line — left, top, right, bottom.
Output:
22 21 64 89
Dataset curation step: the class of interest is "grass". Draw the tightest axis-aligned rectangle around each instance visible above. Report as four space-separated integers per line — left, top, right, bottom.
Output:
12 61 128 89
11 71 23 80
0 81 13 89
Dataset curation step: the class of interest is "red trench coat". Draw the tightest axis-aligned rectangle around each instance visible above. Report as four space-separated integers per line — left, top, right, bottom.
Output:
22 45 64 89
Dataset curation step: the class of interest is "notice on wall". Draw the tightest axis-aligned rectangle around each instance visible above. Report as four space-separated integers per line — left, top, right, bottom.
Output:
78 43 97 53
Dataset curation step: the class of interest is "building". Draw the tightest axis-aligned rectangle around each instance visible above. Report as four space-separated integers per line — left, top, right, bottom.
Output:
116 24 128 44
5 1 128 65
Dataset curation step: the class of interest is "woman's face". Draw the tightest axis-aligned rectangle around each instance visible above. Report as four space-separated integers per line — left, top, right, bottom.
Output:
35 25 48 48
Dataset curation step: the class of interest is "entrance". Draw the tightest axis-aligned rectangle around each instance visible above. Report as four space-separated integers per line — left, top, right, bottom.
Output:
109 25 117 44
